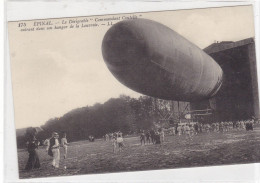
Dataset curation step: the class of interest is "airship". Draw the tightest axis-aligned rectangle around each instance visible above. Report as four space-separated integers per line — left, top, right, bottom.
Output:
102 18 223 102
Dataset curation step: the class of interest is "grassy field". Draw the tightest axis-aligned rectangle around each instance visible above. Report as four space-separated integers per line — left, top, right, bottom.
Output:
18 126 260 179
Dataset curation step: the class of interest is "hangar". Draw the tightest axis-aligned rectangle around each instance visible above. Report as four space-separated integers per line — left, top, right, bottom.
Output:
191 38 259 122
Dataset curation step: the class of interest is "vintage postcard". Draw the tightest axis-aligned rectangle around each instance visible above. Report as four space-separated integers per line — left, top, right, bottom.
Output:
7 5 260 179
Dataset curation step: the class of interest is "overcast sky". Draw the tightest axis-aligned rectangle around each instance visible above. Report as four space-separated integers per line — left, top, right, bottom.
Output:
8 5 255 129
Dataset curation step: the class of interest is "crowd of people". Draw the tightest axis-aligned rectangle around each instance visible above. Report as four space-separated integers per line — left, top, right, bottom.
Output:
140 128 165 145
103 119 257 148
23 119 258 171
171 119 256 137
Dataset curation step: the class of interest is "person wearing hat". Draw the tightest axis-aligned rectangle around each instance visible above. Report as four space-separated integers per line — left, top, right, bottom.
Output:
46 132 60 168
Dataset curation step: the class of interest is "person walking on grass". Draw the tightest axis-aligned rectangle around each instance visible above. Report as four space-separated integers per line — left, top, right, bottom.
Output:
61 132 69 169
46 132 60 169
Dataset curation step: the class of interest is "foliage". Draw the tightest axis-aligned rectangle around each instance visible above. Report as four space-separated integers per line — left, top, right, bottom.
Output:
17 95 161 148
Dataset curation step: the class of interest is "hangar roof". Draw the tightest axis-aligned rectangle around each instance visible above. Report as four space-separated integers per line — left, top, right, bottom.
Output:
204 38 254 54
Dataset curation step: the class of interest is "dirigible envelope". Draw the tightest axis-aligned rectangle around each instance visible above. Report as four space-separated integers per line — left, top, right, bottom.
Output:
102 19 223 102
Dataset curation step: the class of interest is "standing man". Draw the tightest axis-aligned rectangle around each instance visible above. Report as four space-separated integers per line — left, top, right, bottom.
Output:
145 130 151 144
140 130 146 145
150 129 155 144
46 132 60 169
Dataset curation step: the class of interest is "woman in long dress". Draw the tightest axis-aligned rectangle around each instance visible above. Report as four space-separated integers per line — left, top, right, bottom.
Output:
25 136 40 171
61 132 69 169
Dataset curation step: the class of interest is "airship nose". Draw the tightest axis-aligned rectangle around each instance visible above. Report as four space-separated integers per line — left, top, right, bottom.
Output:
102 21 146 68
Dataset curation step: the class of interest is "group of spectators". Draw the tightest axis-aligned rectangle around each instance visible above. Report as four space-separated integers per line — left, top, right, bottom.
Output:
105 131 124 153
137 119 258 142
164 119 257 138
140 128 165 145
103 119 258 150
23 119 258 172
24 128 69 171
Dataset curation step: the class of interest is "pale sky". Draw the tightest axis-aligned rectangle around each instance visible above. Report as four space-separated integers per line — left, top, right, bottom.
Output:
8 5 255 129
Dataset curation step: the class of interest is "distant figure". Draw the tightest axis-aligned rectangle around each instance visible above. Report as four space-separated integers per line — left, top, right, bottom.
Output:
174 124 178 135
194 123 199 134
250 119 254 130
215 123 219 132
177 124 182 136
205 123 210 133
181 125 185 135
241 121 245 130
109 133 113 141
140 130 146 145
154 130 161 144
112 134 117 153
105 134 109 141
117 133 124 152
145 130 151 144
25 135 40 171
219 122 224 133
46 132 60 168
159 128 165 144
150 129 156 144
89 135 95 142
199 123 203 133
184 124 190 139
246 120 254 131
190 124 194 137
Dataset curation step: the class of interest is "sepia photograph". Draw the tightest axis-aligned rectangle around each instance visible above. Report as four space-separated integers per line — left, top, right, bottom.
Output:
7 5 260 179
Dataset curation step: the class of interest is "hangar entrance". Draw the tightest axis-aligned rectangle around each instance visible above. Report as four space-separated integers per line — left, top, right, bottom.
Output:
191 38 259 122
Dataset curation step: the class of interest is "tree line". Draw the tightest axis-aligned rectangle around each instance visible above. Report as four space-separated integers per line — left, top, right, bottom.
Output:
17 95 185 148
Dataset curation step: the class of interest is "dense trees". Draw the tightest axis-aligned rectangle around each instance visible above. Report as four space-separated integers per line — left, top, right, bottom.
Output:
17 96 152 148
17 95 187 148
